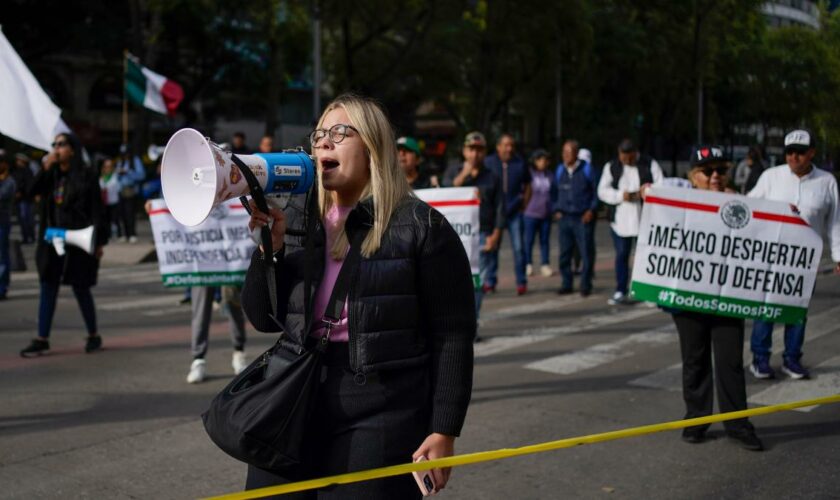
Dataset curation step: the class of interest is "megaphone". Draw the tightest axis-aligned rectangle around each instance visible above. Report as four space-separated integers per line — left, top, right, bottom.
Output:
161 128 315 226
44 226 95 256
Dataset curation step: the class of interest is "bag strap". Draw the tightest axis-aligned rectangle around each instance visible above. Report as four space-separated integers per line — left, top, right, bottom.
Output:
321 222 369 339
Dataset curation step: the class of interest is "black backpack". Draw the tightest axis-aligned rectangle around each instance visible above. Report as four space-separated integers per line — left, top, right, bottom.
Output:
606 156 653 222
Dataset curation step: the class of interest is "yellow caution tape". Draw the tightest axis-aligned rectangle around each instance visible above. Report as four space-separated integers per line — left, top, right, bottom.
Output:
205 393 840 500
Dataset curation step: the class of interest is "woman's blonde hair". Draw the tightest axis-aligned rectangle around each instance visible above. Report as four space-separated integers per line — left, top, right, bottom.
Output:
316 94 409 259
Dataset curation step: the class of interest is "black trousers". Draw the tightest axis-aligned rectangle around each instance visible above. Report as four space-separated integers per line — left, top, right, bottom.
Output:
245 343 428 499
672 311 750 432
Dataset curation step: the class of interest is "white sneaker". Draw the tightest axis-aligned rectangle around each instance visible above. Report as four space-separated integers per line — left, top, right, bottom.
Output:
186 358 206 384
232 350 247 375
526 264 534 277
128 236 138 244
540 264 553 277
119 236 127 243
607 291 626 306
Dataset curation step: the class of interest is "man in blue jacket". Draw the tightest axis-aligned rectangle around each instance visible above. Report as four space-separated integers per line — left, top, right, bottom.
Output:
553 139 598 296
484 133 531 295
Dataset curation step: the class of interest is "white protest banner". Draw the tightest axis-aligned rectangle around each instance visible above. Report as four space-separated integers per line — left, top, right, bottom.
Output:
148 198 256 287
415 187 481 289
630 186 823 323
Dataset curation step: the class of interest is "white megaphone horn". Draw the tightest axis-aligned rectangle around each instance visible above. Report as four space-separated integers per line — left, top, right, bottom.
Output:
161 128 315 226
44 226 95 256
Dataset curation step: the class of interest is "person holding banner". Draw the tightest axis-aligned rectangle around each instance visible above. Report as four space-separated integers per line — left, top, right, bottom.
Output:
241 94 475 497
747 130 840 380
20 133 109 357
598 138 663 305
670 146 763 451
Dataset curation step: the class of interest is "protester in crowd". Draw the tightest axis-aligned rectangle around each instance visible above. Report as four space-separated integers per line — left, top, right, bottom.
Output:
258 135 274 154
553 140 598 296
742 146 766 194
397 136 438 189
670 145 763 451
597 138 664 305
141 158 162 200
523 148 554 279
575 148 597 275
186 286 248 383
453 132 504 332
231 132 249 155
484 133 531 295
747 130 840 380
20 133 109 357
242 94 475 496
0 155 16 300
116 146 145 243
99 158 122 239
12 153 35 244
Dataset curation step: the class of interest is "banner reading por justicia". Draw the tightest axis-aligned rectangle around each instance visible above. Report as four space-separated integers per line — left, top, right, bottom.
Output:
630 186 823 323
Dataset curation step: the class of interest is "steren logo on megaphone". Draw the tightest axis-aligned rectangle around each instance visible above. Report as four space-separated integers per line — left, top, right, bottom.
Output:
44 226 95 256
161 128 315 226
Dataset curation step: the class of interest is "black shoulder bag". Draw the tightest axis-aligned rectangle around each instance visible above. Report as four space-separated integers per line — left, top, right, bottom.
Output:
201 154 368 472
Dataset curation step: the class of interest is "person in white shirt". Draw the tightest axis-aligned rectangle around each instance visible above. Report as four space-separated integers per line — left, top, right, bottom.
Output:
747 129 840 380
597 138 663 305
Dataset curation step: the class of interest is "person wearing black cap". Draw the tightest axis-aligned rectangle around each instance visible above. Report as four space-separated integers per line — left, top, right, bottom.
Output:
666 146 763 451
597 138 663 305
747 129 840 380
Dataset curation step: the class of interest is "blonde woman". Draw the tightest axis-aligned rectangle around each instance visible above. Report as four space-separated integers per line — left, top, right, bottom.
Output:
241 94 475 498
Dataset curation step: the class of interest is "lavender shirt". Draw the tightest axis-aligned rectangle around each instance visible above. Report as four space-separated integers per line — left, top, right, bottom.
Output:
309 204 353 342
524 169 552 219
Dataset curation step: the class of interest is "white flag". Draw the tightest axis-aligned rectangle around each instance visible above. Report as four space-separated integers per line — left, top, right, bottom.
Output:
0 28 70 151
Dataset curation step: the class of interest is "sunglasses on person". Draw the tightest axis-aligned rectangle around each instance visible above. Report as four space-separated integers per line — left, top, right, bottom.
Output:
699 166 729 177
785 148 809 156
51 140 68 148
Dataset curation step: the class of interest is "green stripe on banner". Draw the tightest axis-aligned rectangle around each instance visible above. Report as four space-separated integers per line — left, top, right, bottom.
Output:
631 282 807 324
162 271 246 287
125 57 147 106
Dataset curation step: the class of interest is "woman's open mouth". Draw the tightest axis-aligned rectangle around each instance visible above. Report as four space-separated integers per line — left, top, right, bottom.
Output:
321 158 340 171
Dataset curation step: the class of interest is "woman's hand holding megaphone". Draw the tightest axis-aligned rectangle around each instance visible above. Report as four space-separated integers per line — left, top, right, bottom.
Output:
247 200 286 254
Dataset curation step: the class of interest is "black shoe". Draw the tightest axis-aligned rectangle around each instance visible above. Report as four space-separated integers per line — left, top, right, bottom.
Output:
681 427 706 444
556 288 573 295
20 338 50 358
0 293 7 300
727 426 764 451
85 335 103 353
580 289 591 297
179 296 191 305
473 335 484 343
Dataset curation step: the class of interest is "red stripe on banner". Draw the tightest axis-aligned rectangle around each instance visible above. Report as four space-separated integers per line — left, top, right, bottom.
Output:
753 211 809 226
644 196 718 213
427 200 480 207
148 209 171 215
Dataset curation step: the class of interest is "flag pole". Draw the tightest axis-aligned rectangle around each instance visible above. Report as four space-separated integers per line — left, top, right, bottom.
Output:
122 50 128 147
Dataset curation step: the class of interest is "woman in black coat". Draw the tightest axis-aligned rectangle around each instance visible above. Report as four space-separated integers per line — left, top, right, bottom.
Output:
241 94 476 499
20 133 109 357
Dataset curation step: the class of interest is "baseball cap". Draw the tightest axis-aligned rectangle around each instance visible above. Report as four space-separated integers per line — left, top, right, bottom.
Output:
396 136 421 156
618 138 637 153
464 131 487 148
784 129 814 153
691 145 728 166
529 148 549 163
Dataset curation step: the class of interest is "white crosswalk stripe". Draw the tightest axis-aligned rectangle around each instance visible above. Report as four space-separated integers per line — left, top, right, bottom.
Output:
475 306 660 358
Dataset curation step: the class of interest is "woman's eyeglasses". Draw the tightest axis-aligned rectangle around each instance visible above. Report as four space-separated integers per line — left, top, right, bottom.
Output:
700 166 729 177
51 141 68 148
309 124 359 146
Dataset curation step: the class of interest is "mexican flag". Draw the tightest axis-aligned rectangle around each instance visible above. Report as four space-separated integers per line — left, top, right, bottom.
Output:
125 53 184 116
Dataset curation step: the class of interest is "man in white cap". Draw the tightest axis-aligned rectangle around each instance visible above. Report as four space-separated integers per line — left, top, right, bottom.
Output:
747 129 840 380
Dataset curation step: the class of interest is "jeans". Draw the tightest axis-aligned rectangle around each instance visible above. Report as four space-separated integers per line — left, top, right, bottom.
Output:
558 215 593 292
38 281 97 338
487 213 526 286
750 319 807 362
475 232 492 320
523 216 551 266
16 200 35 243
0 222 9 295
610 229 635 294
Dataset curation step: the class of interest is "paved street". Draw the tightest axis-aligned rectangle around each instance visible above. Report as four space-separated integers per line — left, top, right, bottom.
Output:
1 219 839 499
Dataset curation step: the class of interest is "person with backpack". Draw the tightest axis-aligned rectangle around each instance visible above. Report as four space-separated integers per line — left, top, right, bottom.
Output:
553 140 598 296
597 138 663 305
